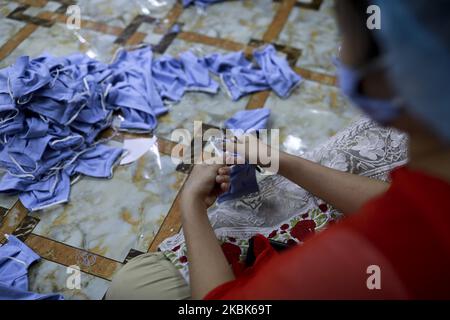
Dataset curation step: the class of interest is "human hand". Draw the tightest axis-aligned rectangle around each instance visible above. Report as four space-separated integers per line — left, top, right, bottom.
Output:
221 132 275 168
181 164 231 209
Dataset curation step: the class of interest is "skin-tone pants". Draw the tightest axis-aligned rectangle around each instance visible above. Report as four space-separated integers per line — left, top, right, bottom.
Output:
105 252 190 300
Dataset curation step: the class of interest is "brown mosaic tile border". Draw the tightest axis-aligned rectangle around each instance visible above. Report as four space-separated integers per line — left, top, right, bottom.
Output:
12 215 40 242
263 0 297 42
25 234 121 280
0 207 9 226
246 91 271 110
147 188 184 252
155 1 184 34
0 24 39 61
0 201 29 244
13 0 48 7
114 15 156 45
7 5 54 27
153 24 182 54
294 66 337 86
178 31 247 52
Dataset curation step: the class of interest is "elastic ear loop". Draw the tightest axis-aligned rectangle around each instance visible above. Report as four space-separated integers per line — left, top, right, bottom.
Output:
1 235 28 267
8 153 38 176
6 76 14 101
64 75 98 126
100 82 112 113
49 68 61 88
0 109 19 125
7 76 33 105
49 146 92 172
49 135 85 150
16 95 33 107
0 256 27 267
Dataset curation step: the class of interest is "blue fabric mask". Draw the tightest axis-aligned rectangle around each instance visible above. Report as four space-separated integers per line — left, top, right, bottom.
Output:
336 58 402 124
0 235 64 300
253 45 302 99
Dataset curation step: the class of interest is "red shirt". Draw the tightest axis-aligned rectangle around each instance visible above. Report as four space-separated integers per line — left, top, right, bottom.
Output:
205 167 450 299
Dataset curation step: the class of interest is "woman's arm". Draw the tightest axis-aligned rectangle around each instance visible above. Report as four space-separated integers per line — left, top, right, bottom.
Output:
229 134 390 214
180 165 235 299
278 151 389 214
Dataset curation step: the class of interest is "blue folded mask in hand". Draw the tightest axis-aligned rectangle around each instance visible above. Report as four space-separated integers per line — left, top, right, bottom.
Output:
218 108 270 203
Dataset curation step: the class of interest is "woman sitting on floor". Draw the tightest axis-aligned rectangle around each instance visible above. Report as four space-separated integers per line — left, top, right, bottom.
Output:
106 0 450 299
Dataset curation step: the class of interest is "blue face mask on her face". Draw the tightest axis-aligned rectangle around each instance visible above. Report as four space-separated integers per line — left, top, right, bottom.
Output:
336 57 403 124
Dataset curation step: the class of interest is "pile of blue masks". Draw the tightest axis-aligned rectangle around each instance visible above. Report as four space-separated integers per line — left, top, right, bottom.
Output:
0 234 64 300
0 45 300 211
0 53 126 211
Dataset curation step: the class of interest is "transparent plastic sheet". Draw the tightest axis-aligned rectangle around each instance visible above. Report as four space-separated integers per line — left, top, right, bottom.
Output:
133 0 170 16
64 0 173 61
56 135 179 257
116 135 164 250
73 0 171 28
71 31 100 60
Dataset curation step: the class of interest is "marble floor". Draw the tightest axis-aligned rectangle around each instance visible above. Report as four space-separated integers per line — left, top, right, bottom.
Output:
0 0 359 299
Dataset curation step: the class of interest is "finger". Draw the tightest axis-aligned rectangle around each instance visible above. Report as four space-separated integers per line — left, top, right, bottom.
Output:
221 182 230 192
225 154 237 166
218 166 231 175
202 164 223 177
216 174 230 183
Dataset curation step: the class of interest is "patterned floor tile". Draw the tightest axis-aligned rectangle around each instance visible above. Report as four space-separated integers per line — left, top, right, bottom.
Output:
0 1 29 50
30 150 186 262
28 259 111 300
266 80 360 155
156 88 250 142
76 0 175 28
21 1 61 16
155 38 249 141
178 0 279 44
1 22 119 67
0 0 20 17
277 0 339 75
